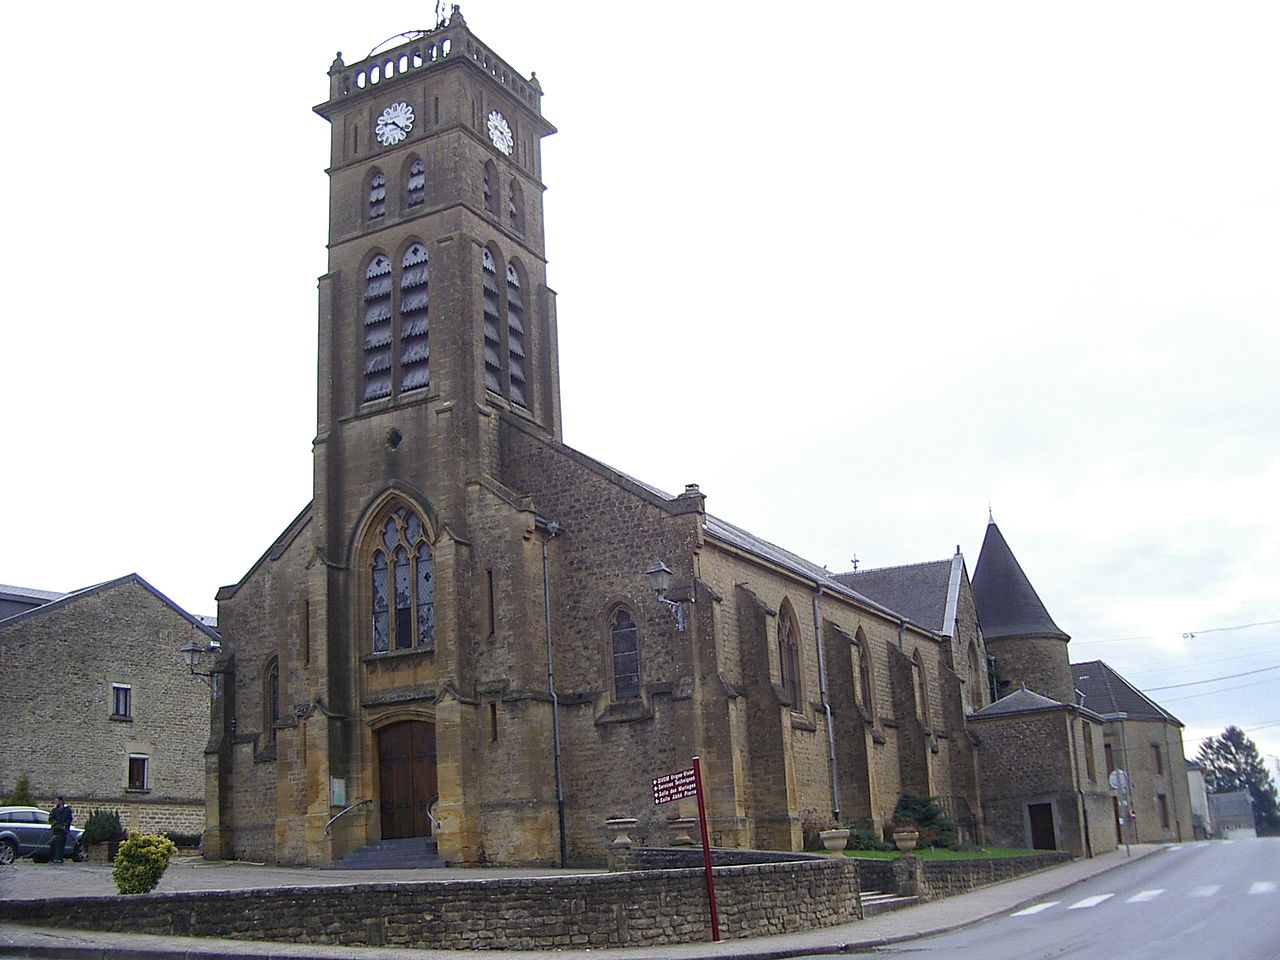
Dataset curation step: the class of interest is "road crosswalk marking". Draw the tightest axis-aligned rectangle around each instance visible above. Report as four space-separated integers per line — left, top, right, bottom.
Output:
1011 902 1059 916
1068 894 1114 909
1126 889 1165 902
1248 882 1277 895
1190 885 1220 897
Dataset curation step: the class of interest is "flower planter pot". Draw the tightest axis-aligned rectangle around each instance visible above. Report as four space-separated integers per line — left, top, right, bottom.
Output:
819 828 850 852
892 828 919 852
603 818 638 849
669 818 698 846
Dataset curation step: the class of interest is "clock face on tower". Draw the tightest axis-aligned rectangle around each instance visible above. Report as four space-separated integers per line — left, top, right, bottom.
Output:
376 102 415 146
487 110 514 156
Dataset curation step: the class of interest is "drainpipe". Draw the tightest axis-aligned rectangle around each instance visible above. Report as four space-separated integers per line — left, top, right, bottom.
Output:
811 584 840 822
539 519 567 867
1068 710 1094 857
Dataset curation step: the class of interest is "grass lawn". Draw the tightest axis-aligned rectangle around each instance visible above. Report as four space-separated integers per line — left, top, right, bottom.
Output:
845 846 1045 860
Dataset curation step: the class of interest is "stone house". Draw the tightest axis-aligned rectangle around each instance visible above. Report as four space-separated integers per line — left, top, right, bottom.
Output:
1072 659 1193 843
966 521 1117 856
0 575 214 835
206 10 1116 867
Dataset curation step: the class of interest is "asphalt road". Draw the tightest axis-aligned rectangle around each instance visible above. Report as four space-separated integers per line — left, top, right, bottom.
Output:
837 837 1280 959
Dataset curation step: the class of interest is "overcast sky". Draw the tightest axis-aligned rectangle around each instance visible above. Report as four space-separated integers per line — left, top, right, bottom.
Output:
3 1 1278 769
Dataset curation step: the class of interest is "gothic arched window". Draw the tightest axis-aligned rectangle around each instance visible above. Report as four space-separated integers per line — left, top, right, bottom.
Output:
778 604 801 708
967 641 984 713
610 608 641 701
264 658 280 742
399 242 430 392
506 261 527 407
371 506 435 653
855 629 875 717
362 254 393 401
406 157 425 208
482 161 496 214
369 171 386 219
507 178 524 233
913 650 931 726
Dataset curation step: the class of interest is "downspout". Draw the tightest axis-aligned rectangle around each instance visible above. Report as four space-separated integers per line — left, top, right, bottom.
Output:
1068 709 1094 857
811 584 840 822
540 519 567 867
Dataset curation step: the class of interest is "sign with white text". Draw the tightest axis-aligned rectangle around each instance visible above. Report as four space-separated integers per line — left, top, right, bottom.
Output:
653 768 698 805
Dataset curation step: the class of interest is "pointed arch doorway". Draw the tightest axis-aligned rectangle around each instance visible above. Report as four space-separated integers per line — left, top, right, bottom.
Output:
377 720 437 839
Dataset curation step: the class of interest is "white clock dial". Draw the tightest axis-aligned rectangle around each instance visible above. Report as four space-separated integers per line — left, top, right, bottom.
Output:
487 110 514 156
376 102 415 147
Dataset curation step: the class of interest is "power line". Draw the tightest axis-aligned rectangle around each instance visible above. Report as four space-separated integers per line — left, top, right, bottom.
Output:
1146 664 1280 692
1161 676 1279 703
1074 617 1280 646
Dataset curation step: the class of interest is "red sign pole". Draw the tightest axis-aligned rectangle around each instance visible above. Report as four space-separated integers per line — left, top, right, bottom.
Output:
692 756 721 942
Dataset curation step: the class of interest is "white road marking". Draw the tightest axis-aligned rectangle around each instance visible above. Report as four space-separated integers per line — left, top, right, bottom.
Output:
1168 845 1183 851
1126 889 1165 902
1068 894 1114 909
1248 881 1277 895
1189 885 1220 897
1011 902 1059 916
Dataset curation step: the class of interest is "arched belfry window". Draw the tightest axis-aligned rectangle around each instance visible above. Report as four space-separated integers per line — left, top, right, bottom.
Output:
399 242 429 392
406 157 425 208
362 254 393 401
369 171 386 219
610 608 641 700
371 505 435 653
505 261 527 407
481 248 503 393
778 604 801 707
507 178 524 233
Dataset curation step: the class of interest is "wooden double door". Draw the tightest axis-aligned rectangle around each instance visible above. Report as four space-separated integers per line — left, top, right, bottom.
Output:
377 720 437 839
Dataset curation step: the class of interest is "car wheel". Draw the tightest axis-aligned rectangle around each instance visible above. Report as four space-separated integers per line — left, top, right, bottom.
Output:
0 840 16 865
72 841 87 862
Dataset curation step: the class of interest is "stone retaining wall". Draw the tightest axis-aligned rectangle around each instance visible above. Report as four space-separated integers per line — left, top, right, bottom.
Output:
852 851 1073 900
0 858 861 951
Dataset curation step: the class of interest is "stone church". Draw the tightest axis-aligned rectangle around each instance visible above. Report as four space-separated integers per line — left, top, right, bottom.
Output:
206 8 1118 867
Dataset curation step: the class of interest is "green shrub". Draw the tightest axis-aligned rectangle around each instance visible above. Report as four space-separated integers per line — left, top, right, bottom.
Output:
844 820 893 851
163 831 203 848
112 833 178 895
83 809 126 846
6 775 34 806
891 795 959 849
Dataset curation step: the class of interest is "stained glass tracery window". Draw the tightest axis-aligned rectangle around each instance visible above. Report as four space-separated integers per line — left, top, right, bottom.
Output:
371 506 435 653
611 608 640 701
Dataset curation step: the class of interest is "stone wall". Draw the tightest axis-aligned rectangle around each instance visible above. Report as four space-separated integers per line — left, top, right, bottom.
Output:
852 851 1072 900
0 858 861 950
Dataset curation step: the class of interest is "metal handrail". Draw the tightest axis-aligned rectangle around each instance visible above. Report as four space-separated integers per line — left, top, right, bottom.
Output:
427 794 441 834
324 797 372 837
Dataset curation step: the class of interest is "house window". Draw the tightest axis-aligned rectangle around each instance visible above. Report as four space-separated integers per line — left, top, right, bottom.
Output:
369 170 386 219
264 659 280 742
399 242 430 392
371 505 434 653
778 604 801 708
1104 743 1115 774
127 755 148 791
406 157 425 207
610 608 640 701
1152 744 1164 776
1082 722 1097 782
111 683 131 719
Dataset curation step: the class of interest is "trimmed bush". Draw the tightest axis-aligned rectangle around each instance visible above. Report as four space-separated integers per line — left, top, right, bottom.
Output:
82 809 126 846
112 833 178 895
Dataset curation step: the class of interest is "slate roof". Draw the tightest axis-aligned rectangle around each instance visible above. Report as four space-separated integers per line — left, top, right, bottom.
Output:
1208 790 1255 823
832 558 957 635
969 686 1066 717
1071 659 1182 725
971 520 1068 641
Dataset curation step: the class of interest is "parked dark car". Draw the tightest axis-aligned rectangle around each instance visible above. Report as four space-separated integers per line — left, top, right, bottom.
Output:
0 806 86 863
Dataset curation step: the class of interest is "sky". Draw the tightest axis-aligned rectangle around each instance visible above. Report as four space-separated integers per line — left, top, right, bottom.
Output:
3 1 1278 770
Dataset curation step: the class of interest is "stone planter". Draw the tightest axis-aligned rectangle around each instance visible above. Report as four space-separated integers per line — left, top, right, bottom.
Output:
603 818 639 849
669 818 698 846
819 828 850 852
892 828 919 852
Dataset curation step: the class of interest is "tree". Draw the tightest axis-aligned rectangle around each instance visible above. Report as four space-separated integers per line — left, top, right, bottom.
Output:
1197 726 1280 834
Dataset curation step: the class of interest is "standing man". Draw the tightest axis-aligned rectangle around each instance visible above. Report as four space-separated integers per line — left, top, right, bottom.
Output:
48 797 73 863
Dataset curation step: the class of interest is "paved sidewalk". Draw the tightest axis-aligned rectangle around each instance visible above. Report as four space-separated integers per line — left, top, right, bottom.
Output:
0 846 1163 959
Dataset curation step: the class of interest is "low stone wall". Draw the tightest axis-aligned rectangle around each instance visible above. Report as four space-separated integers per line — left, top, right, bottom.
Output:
614 846 830 869
853 851 1073 900
0 858 861 951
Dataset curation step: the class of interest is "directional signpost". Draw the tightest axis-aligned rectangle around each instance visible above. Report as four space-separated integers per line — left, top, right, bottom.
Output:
653 757 719 941
1109 768 1133 856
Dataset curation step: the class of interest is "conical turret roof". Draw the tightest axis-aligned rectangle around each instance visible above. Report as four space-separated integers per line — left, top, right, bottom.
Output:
971 520 1068 641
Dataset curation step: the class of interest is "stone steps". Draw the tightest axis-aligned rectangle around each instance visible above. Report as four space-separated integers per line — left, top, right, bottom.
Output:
326 836 445 870
860 889 919 917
